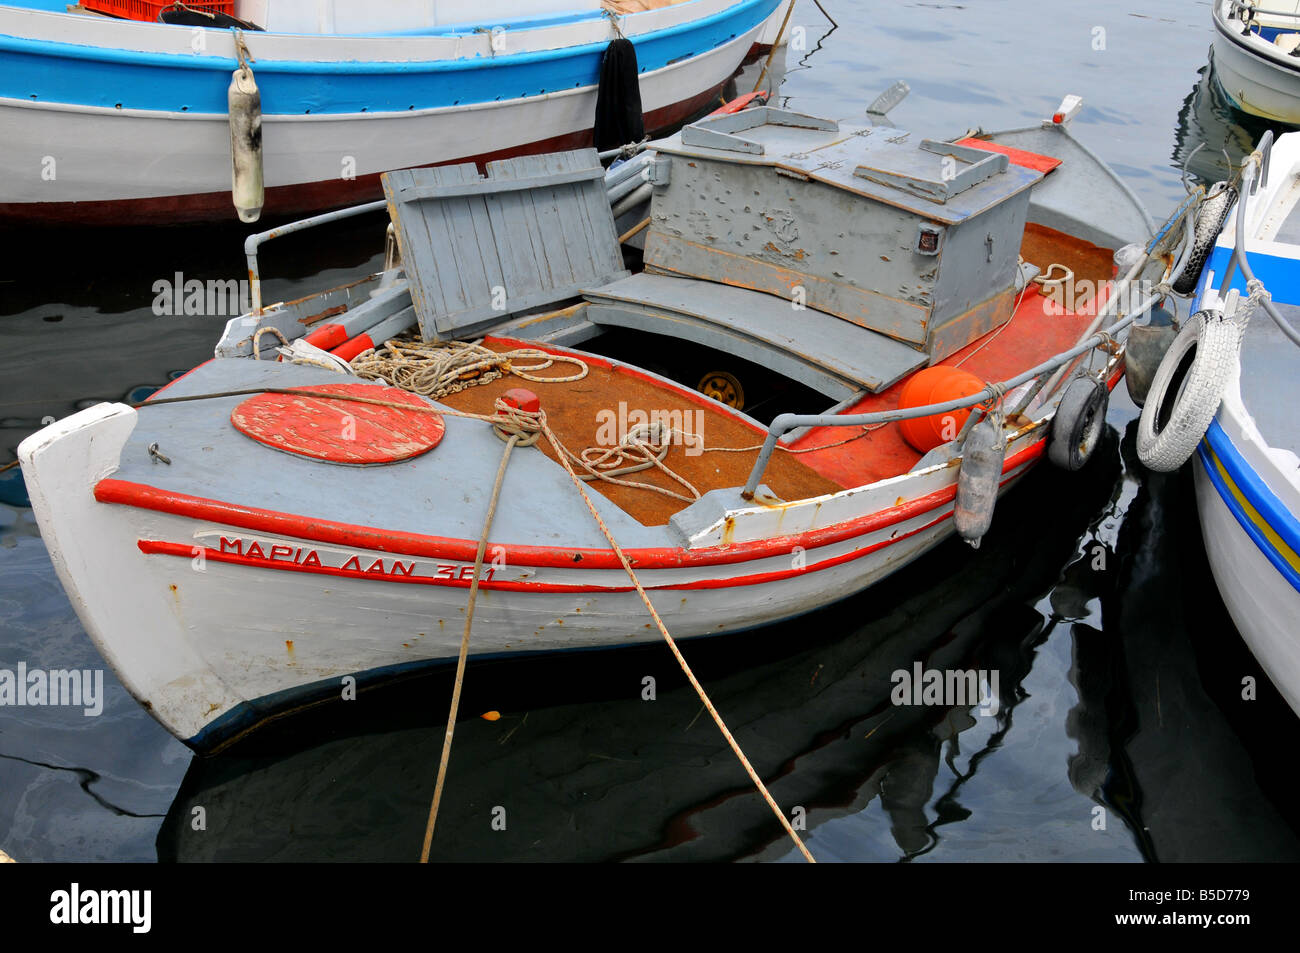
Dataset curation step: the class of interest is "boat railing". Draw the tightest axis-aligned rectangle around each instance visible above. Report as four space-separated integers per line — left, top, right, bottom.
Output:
1249 127 1274 196
244 199 390 315
1225 0 1300 25
739 304 1152 498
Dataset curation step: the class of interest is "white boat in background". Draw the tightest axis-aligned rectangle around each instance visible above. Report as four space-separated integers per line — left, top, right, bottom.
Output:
0 0 780 224
1212 0 1300 124
1138 130 1300 717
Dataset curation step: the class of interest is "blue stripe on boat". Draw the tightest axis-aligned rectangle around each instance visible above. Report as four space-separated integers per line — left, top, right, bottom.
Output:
1197 417 1300 594
1203 244 1300 307
0 0 778 116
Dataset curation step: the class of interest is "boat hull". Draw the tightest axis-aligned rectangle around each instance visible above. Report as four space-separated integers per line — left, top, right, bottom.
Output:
1193 414 1300 717
20 394 1052 751
0 77 729 225
1187 126 1300 715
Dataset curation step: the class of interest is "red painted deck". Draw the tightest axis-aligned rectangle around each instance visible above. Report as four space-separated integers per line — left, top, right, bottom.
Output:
954 138 1065 175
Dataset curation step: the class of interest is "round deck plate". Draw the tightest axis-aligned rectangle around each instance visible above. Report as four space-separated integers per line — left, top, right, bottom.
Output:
231 383 445 465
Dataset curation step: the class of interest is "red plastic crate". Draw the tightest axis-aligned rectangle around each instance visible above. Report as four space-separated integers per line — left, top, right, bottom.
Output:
83 0 236 22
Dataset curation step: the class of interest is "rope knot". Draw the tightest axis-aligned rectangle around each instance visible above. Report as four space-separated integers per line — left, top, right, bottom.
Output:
492 396 544 447
1094 329 1120 355
233 28 255 76
603 8 625 38
984 381 1008 410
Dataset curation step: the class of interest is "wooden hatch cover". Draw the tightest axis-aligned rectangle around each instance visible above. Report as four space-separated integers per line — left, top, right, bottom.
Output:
231 383 445 465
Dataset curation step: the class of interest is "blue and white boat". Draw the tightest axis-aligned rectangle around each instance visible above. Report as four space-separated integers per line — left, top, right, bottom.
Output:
0 0 782 224
1138 130 1300 716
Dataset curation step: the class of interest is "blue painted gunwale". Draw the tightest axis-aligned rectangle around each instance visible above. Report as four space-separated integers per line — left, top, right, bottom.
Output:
0 0 778 116
1203 243 1300 306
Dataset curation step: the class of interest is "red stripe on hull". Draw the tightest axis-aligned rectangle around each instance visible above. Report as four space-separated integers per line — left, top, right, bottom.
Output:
133 461 1039 591
0 84 728 227
95 441 1047 570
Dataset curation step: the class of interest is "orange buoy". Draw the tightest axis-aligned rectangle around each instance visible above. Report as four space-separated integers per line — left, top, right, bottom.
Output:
898 366 987 453
480 711 502 721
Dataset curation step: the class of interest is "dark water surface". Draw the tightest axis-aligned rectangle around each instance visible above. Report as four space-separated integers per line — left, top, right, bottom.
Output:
2 0 1298 862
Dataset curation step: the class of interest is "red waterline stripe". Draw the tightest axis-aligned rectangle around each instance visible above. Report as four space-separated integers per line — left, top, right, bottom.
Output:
97 440 1045 570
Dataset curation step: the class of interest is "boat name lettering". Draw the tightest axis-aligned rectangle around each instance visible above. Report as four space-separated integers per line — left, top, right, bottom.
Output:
213 537 493 581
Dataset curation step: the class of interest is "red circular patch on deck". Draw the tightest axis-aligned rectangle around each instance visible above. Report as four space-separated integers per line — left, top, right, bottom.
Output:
231 383 445 465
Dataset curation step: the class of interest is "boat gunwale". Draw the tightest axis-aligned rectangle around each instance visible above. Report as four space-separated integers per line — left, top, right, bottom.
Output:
90 436 1049 572
0 0 763 63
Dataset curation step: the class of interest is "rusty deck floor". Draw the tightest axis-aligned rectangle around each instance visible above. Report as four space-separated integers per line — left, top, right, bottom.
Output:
437 340 845 527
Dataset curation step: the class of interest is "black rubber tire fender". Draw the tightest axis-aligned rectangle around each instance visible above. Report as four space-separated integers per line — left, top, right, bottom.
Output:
1172 184 1237 296
1048 376 1109 471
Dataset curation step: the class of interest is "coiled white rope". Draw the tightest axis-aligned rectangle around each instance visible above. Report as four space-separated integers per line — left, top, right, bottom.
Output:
350 338 588 399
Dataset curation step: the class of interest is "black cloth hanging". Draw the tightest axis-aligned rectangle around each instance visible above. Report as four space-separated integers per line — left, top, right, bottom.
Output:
593 37 645 153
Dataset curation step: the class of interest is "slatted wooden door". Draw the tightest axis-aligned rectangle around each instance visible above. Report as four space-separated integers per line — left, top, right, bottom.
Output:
383 150 629 341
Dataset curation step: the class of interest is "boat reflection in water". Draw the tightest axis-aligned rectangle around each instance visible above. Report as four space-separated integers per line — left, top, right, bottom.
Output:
1082 426 1300 862
1174 50 1285 186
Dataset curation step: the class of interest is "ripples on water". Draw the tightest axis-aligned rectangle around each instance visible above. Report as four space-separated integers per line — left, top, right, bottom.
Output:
1 0 1298 862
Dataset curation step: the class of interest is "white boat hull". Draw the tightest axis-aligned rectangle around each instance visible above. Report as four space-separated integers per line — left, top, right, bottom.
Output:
14 100 1145 751
1194 450 1300 715
1212 0 1300 124
755 0 792 47
0 0 774 223
1189 125 1300 715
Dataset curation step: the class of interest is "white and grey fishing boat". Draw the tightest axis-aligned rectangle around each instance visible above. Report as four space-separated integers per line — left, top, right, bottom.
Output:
22 96 1190 751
